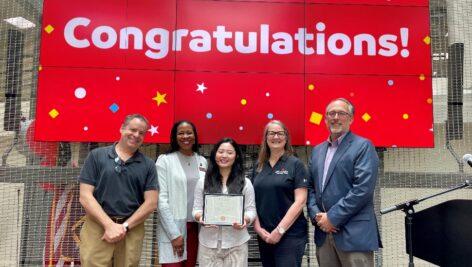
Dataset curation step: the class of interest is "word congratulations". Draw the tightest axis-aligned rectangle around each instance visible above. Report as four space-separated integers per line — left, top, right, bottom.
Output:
64 17 410 60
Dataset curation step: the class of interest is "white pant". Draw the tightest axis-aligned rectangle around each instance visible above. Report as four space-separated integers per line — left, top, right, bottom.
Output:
198 242 248 267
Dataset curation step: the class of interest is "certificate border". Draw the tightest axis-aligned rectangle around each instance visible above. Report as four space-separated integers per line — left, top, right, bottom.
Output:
202 193 245 226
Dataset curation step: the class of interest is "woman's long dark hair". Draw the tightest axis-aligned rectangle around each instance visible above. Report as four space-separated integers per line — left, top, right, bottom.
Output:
166 120 200 154
204 138 245 194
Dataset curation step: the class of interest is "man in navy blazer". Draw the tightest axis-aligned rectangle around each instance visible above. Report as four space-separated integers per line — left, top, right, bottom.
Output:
307 98 381 267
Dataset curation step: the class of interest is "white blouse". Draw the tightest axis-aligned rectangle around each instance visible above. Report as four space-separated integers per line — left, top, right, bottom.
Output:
192 177 257 249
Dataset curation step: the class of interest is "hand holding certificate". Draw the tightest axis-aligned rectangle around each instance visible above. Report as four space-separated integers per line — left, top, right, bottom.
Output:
203 193 245 226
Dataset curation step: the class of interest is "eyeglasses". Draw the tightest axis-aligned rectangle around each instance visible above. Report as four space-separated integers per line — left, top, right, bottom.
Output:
114 157 125 173
326 111 351 119
267 131 286 138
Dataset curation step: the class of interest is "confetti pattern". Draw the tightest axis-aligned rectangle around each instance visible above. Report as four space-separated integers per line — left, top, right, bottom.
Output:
304 74 433 147
36 67 174 143
174 72 305 144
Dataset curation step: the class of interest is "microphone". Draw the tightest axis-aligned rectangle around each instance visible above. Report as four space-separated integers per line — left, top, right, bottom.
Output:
464 154 472 167
380 199 419 215
380 205 398 215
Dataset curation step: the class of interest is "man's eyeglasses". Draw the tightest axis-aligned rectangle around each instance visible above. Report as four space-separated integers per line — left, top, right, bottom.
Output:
267 131 286 138
326 111 351 119
114 157 125 173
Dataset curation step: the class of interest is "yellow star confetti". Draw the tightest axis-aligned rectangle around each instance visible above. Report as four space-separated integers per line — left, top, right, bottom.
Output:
423 36 431 45
44 24 54 34
403 113 409 120
308 84 315 91
241 99 247 105
362 113 371 122
309 112 323 125
419 74 425 81
152 91 167 106
49 108 59 119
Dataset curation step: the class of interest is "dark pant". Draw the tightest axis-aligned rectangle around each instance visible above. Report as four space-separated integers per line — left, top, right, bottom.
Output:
257 235 307 267
162 222 199 267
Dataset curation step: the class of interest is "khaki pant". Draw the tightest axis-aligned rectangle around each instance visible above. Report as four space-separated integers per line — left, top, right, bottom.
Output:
316 234 374 267
80 215 145 267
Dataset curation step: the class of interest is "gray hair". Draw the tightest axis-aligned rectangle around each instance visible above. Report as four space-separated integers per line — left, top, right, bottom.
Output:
326 98 355 115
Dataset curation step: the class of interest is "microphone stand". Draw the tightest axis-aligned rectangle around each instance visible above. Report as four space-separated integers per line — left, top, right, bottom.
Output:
380 180 471 267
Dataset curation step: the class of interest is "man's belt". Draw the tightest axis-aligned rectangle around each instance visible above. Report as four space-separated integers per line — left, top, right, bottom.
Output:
109 216 128 224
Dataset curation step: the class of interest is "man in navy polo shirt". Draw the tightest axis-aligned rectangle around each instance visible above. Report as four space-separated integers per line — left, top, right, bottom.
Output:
79 114 159 267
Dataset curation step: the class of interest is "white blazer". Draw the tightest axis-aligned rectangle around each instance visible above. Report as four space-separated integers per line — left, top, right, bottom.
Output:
156 152 207 263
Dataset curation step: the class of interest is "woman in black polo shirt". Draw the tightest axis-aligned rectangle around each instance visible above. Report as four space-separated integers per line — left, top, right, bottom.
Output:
252 120 308 267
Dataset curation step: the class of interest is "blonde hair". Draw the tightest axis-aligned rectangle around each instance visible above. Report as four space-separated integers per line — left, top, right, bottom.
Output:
256 120 294 172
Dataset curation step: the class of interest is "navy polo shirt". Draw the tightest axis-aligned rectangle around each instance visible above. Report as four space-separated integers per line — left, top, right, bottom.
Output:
79 144 159 217
252 154 308 238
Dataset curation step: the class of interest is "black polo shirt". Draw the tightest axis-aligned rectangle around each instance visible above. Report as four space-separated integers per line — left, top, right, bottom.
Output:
252 154 308 238
79 144 158 217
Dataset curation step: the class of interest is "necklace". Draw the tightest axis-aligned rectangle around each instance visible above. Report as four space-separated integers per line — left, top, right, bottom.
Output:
179 151 193 166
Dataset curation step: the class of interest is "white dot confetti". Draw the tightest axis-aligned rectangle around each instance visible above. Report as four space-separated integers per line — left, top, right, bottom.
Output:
75 87 86 99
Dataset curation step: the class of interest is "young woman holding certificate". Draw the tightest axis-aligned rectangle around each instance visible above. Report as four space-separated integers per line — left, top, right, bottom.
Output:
193 137 256 267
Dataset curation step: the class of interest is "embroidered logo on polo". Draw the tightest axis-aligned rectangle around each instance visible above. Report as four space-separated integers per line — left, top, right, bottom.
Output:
275 167 288 175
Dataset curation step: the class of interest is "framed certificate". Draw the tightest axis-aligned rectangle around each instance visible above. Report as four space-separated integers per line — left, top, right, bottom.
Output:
203 193 245 226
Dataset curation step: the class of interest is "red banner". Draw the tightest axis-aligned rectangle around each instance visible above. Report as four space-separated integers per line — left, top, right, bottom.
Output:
37 0 432 147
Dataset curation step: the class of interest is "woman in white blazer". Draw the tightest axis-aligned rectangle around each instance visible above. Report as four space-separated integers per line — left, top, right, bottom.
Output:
156 120 207 267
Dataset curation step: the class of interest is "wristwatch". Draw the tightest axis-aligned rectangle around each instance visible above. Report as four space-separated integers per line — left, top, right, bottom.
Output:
123 222 129 232
276 225 286 235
